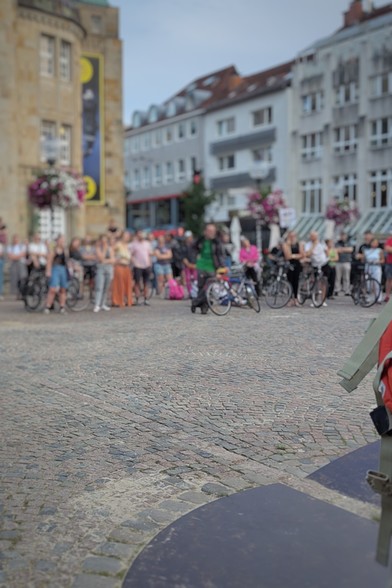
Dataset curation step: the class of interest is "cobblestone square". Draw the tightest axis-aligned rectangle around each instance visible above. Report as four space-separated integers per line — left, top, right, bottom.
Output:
0 298 381 587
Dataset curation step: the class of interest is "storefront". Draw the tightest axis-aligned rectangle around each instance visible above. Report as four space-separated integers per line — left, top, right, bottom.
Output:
126 193 184 232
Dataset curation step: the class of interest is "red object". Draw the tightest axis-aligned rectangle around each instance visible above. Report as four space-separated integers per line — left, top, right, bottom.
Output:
378 321 392 412
385 237 392 265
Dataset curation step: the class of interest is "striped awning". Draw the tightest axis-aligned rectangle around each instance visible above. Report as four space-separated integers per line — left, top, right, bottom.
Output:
291 214 326 241
350 209 392 237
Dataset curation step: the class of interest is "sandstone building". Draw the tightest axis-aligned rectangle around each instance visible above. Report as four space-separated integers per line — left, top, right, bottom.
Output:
0 0 123 240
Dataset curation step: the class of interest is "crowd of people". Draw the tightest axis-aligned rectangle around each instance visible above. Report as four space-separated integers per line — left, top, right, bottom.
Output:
0 214 391 312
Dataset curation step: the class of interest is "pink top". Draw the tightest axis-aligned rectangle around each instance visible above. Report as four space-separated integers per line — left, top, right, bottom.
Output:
240 245 259 265
129 240 152 269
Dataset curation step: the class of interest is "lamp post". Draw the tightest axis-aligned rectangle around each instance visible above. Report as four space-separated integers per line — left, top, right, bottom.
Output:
249 162 270 254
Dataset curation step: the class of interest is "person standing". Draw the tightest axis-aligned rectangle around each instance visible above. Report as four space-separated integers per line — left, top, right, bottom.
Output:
364 238 384 303
129 230 153 305
94 234 115 312
326 239 339 299
28 233 48 273
7 234 27 297
384 234 392 303
335 232 353 296
282 231 304 304
44 235 69 314
191 223 225 312
182 231 197 297
154 235 173 294
304 231 330 307
112 231 133 308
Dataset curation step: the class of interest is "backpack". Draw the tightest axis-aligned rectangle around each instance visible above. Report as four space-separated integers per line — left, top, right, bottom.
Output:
165 278 184 300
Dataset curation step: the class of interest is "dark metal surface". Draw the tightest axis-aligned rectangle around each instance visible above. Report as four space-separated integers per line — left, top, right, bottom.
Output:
123 483 387 588
308 440 380 505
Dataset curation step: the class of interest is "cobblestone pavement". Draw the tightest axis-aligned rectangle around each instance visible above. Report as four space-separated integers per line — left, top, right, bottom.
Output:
0 296 382 587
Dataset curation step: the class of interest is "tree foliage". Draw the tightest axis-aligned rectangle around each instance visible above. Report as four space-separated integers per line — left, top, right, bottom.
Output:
181 177 215 237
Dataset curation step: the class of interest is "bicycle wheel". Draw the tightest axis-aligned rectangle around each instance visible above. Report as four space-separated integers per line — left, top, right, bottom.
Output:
66 277 81 310
311 276 327 308
245 283 261 313
358 277 381 308
206 281 232 316
297 276 308 305
68 279 93 311
265 279 293 309
24 275 44 312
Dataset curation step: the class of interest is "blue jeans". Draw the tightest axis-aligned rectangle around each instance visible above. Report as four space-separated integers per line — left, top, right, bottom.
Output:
0 258 4 295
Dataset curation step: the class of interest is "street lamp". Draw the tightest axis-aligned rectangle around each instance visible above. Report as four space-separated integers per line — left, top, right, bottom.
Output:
249 161 270 254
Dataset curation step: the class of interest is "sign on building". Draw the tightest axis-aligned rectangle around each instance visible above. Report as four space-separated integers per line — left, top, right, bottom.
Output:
279 207 297 229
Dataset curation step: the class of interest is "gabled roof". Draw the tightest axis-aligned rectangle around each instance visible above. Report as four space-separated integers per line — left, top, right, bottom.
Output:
205 61 294 112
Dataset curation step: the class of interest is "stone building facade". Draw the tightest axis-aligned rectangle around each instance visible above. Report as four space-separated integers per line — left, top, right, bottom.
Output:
0 0 123 241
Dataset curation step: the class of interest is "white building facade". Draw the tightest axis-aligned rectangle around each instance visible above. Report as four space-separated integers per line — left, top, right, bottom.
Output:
291 0 392 239
203 66 293 226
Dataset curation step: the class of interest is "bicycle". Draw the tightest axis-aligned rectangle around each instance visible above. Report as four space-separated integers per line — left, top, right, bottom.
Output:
23 267 82 313
297 264 328 308
265 261 293 309
66 265 95 311
206 266 261 316
351 264 381 308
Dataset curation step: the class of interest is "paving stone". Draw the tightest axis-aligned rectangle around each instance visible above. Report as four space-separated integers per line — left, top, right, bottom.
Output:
93 541 139 560
72 574 120 588
0 298 379 587
201 483 232 497
83 555 125 575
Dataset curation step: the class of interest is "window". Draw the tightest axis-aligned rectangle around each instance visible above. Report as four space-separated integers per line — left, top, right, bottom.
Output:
40 34 55 77
333 125 358 153
335 82 359 106
124 138 132 158
252 107 272 127
177 159 186 181
154 129 161 147
165 126 173 144
40 120 56 162
154 164 162 186
301 133 323 160
131 136 140 153
91 14 103 35
132 202 150 230
59 40 71 82
372 73 392 97
370 170 392 208
370 118 392 148
59 125 71 166
252 145 273 163
190 156 197 179
133 169 140 190
217 117 235 137
142 166 151 188
333 174 357 201
143 133 151 151
218 154 235 171
178 122 185 140
302 91 324 114
189 119 198 136
165 162 174 183
301 179 322 214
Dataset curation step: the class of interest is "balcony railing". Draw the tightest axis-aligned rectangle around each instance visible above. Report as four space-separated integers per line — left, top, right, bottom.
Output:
18 0 82 27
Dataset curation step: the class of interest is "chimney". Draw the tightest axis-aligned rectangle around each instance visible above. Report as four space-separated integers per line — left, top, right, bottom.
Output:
344 0 365 27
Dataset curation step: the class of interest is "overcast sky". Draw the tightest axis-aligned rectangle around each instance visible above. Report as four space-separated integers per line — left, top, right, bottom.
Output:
110 0 382 124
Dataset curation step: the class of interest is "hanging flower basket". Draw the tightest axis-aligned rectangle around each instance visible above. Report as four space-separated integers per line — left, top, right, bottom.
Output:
28 169 86 210
325 199 360 227
247 189 287 226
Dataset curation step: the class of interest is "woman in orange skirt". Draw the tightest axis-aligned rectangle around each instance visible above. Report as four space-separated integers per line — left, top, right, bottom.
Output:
112 231 133 307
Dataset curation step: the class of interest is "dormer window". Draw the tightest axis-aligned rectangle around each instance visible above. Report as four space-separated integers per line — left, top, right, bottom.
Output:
166 101 176 117
148 105 159 123
132 111 142 128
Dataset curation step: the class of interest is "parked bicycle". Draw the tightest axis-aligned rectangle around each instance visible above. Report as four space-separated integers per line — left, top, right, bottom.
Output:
351 264 381 308
206 265 260 316
297 264 328 308
23 268 83 313
265 260 293 309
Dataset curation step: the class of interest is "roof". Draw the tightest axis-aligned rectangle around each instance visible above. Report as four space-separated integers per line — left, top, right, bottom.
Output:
298 3 392 57
205 61 294 113
76 0 109 6
125 65 242 131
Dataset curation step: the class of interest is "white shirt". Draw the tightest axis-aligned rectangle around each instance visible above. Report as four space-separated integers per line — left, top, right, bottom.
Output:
305 241 328 267
29 242 48 266
7 243 26 262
